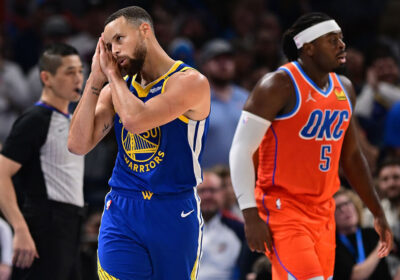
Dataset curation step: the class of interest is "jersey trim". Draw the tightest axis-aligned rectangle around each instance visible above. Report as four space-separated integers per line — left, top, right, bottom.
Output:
178 115 190 123
293 61 333 97
191 187 203 280
188 119 206 185
275 68 302 120
271 126 278 186
160 63 194 124
35 101 70 119
334 73 353 114
131 60 183 98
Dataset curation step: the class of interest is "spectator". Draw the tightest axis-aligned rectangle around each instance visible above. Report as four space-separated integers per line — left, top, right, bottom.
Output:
355 43 400 146
334 188 391 280
0 32 30 144
362 156 400 277
384 101 400 157
363 157 400 232
345 47 366 96
200 39 248 168
246 256 272 280
197 170 248 280
168 37 196 67
214 165 243 220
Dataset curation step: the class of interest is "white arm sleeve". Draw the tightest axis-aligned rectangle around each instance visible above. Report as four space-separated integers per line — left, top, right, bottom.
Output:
229 111 271 210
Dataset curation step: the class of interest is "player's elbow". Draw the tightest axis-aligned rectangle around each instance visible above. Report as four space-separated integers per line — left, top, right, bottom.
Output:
67 137 88 155
120 114 147 135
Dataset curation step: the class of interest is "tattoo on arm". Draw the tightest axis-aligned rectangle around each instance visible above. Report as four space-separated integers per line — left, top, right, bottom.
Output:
102 117 114 134
102 123 111 134
91 86 100 96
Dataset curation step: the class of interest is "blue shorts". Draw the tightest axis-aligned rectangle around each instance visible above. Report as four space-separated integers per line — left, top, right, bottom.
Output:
97 187 203 280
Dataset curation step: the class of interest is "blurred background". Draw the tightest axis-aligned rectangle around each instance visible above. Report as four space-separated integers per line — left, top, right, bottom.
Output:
1 0 400 279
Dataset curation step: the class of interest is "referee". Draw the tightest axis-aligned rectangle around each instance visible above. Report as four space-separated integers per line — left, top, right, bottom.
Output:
0 43 85 280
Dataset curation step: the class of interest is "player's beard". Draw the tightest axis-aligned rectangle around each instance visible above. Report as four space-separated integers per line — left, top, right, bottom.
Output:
120 41 147 77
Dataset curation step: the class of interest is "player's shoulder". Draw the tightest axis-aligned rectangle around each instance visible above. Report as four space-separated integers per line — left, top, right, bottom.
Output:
252 68 294 98
172 67 208 85
335 74 352 88
166 67 210 98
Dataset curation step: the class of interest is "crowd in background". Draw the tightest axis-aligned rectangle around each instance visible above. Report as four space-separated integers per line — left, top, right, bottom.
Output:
1 0 400 279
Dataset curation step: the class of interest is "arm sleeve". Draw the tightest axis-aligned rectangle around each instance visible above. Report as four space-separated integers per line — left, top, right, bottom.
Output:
229 111 271 210
0 218 13 265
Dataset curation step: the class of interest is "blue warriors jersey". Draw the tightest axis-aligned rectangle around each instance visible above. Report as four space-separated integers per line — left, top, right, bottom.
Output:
108 61 209 194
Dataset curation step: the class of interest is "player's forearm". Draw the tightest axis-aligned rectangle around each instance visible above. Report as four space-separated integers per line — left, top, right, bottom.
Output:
0 175 29 234
350 246 380 280
341 149 384 218
69 75 104 154
108 71 146 134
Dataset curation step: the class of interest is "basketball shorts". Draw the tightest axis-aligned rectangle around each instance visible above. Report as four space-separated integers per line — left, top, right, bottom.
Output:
98 187 203 280
255 188 336 280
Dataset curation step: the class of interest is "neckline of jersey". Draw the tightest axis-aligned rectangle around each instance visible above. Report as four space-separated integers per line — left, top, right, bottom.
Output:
131 60 183 91
293 61 333 97
35 101 70 119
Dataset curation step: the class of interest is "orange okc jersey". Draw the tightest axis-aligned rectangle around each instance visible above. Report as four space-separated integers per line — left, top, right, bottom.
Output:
256 61 352 204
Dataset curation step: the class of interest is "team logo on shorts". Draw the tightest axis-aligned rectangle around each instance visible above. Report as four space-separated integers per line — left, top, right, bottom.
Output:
121 126 165 173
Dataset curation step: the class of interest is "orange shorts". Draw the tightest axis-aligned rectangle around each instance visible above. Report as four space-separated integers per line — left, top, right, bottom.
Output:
255 188 336 280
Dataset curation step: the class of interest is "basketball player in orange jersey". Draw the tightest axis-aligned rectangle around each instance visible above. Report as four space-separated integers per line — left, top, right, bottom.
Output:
229 13 393 280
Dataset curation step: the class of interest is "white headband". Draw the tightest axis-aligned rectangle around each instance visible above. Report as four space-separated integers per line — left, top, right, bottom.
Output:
293 20 341 49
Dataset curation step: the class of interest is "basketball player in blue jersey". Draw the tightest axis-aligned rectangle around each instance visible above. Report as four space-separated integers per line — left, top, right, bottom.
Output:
68 6 210 280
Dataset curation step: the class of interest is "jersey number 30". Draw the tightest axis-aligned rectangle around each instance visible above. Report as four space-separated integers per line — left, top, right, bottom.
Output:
319 145 331 172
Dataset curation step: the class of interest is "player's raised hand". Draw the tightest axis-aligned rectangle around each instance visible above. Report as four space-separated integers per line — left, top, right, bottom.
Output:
12 227 39 269
91 38 107 86
99 35 120 80
374 214 393 258
243 208 273 254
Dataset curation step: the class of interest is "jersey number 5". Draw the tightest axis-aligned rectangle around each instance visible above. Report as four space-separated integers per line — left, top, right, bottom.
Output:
319 145 331 172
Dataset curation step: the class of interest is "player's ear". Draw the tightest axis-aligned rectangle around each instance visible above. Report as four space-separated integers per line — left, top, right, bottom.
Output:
139 22 152 38
302 43 314 56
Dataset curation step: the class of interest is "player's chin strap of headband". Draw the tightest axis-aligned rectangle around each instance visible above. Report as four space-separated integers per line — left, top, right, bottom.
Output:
293 20 341 49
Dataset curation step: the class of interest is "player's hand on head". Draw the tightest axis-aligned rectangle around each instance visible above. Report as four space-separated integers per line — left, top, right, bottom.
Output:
99 35 120 80
243 208 273 254
374 215 393 258
91 38 108 85
12 228 39 268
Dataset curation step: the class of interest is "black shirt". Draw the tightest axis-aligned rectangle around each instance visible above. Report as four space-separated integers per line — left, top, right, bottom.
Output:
333 227 391 280
1 104 84 208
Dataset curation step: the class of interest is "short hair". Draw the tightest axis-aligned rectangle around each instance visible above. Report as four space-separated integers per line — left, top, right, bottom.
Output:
377 156 400 177
38 43 79 74
365 42 399 68
282 12 333 61
104 6 154 31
